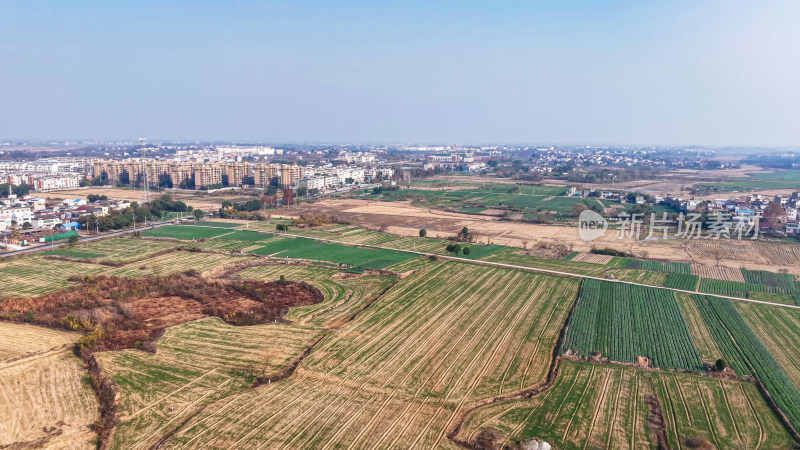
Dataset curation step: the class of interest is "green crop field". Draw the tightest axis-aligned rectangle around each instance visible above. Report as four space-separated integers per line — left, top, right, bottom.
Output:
736 302 800 395
674 292 722 363
664 273 699 291
180 220 247 228
603 269 667 286
457 360 794 450
249 237 416 269
698 278 763 298
626 259 692 274
0 255 105 297
562 280 702 370
44 238 181 264
158 263 580 449
692 294 800 431
751 170 800 182
141 225 233 240
741 269 800 301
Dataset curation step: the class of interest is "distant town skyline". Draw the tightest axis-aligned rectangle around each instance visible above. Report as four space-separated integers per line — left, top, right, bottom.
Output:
1 1 799 146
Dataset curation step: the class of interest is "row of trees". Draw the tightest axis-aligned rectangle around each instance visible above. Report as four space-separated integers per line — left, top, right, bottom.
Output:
0 183 30 197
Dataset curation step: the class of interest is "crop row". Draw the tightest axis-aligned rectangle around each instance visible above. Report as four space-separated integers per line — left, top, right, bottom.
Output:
663 273 699 291
692 294 800 431
561 279 702 371
625 258 692 274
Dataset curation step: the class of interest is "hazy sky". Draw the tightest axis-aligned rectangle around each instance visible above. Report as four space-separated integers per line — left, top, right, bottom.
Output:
1 1 798 145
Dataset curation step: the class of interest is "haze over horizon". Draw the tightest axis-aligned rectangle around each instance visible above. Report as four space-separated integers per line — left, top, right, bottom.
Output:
1 1 799 147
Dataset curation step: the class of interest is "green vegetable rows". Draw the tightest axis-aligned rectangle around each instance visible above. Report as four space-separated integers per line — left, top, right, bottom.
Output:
561 279 702 371
626 258 692 274
664 273 699 291
692 294 800 431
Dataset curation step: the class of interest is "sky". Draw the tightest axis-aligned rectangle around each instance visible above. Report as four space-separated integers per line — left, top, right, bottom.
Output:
1 1 799 146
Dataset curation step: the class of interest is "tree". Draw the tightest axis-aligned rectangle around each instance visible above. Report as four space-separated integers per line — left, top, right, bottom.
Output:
715 359 727 372
68 235 79 246
193 209 204 219
445 243 461 254
763 202 786 223
419 229 427 237
276 224 288 232
571 203 589 215
296 187 308 197
462 246 471 256
282 188 295 206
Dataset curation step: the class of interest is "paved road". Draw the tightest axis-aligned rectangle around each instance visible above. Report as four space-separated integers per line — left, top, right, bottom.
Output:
0 221 174 259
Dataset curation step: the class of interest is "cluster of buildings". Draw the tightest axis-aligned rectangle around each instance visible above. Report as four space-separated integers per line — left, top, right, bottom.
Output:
93 160 304 189
423 152 487 172
298 165 394 191
0 195 130 237
0 158 94 191
93 157 397 193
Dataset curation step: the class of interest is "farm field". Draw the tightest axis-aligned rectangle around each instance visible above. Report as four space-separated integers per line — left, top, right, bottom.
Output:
626 259 692 274
249 236 416 269
561 280 702 371
99 250 251 277
457 360 794 450
603 269 667 286
736 302 800 393
43 237 181 264
664 273 700 290
0 255 105 297
232 263 397 327
0 322 99 449
571 252 613 264
685 239 800 268
97 318 325 450
692 295 800 431
692 264 747 282
482 249 608 276
159 263 580 449
140 225 233 240
673 292 722 364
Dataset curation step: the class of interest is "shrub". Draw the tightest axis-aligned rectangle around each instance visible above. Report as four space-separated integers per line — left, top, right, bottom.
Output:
715 358 727 372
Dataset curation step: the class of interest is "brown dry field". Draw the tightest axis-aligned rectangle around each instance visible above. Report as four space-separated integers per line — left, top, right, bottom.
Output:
43 187 231 211
0 323 99 449
287 199 800 274
440 164 781 197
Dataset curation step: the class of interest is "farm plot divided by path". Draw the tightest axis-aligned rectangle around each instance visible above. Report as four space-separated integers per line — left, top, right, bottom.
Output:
736 302 800 394
692 295 800 432
561 279 703 371
0 323 99 449
97 318 326 450
163 263 580 449
457 360 794 450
